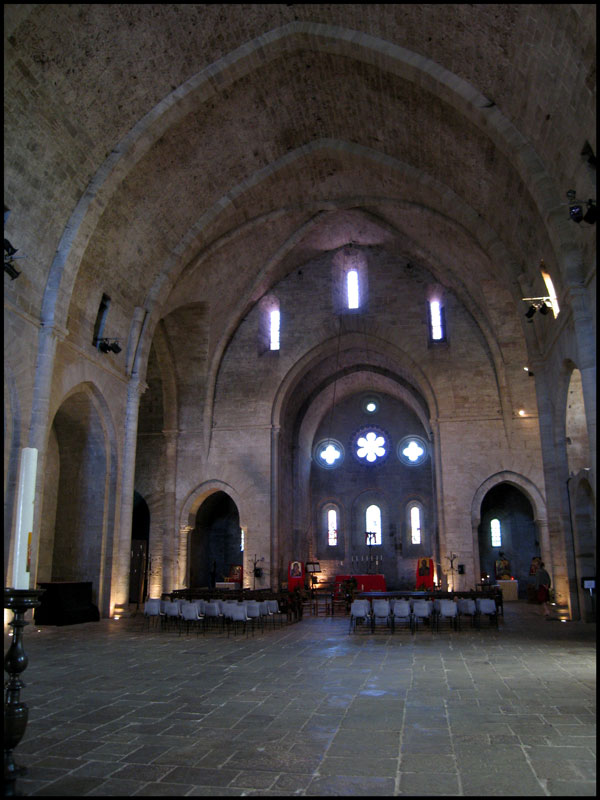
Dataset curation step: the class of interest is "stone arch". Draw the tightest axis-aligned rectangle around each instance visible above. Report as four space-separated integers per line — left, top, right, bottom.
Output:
471 471 549 590
177 480 246 590
39 22 584 338
39 381 118 617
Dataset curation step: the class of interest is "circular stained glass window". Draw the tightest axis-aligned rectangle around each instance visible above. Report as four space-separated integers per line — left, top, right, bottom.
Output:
314 438 344 469
397 435 429 466
352 426 389 465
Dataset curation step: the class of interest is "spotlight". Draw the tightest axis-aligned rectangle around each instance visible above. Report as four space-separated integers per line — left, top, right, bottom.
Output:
539 302 550 315
96 338 121 354
583 200 596 225
525 305 537 318
567 190 596 224
569 202 584 223
4 238 21 280
4 239 17 257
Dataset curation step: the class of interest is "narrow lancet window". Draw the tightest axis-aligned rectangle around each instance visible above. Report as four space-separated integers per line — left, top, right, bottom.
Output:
347 269 359 309
491 518 502 547
327 508 338 546
365 504 382 545
541 270 560 317
430 300 444 341
410 505 422 544
270 308 280 350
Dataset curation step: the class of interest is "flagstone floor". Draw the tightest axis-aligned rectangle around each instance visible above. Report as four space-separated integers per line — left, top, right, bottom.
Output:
5 601 596 796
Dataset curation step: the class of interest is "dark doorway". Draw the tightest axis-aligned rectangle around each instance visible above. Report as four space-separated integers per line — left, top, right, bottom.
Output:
129 491 150 604
191 492 241 588
478 483 538 597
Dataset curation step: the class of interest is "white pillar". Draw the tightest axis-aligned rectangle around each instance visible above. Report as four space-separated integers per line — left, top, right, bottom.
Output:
12 448 38 589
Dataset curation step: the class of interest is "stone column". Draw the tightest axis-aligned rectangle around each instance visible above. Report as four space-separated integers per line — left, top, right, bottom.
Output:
111 375 146 616
162 430 178 592
177 526 193 589
27 322 68 588
533 366 574 618
270 424 281 589
564 284 596 485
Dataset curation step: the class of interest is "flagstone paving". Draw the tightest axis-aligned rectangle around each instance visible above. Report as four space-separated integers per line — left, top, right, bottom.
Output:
6 602 595 796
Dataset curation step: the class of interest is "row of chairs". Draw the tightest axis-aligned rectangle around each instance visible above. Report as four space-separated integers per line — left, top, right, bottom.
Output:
143 597 286 636
349 596 499 633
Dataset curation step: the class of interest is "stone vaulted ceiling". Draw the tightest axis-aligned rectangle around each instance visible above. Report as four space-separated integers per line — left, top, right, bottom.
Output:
4 4 596 397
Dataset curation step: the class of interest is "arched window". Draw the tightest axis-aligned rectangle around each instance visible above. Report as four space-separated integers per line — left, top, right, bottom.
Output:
332 246 368 313
541 268 560 317
490 518 502 547
258 295 280 354
365 504 382 545
428 299 447 342
327 507 338 546
408 503 422 545
347 269 359 309
270 308 280 350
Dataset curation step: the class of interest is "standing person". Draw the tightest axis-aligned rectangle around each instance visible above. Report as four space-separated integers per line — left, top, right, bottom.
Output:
210 560 217 589
534 561 553 619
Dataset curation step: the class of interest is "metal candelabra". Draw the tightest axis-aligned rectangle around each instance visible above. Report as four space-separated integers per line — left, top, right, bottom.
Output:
4 587 45 797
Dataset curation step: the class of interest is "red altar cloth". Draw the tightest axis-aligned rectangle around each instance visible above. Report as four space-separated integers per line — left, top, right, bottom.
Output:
335 574 386 595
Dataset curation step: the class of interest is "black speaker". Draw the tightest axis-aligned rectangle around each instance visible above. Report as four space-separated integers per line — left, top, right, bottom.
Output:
457 564 465 575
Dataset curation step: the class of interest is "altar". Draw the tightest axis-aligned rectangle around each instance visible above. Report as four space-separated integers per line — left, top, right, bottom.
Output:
497 579 518 601
335 574 386 595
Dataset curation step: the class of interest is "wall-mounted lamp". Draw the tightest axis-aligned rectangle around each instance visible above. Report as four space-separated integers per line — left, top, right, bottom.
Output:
566 190 596 224
4 238 23 280
95 338 122 354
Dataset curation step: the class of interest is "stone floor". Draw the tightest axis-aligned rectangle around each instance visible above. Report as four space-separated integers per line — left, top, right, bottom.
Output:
5 601 596 796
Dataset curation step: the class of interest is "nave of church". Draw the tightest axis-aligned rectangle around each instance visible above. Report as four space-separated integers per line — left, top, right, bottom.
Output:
4 5 596 794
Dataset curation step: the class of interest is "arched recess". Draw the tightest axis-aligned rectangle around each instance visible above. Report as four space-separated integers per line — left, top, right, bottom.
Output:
271 330 437 587
568 476 596 622
179 480 247 589
477 483 538 597
471 471 549 594
189 491 242 590
565 367 591 476
38 383 118 617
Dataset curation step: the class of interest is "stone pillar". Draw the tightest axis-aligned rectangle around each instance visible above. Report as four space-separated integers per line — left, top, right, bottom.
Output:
111 375 146 616
177 526 193 589
564 284 596 485
27 322 68 588
162 430 178 592
533 367 575 618
270 424 281 589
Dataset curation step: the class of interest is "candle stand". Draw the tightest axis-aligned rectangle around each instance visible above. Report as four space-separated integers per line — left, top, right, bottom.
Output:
4 587 45 797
